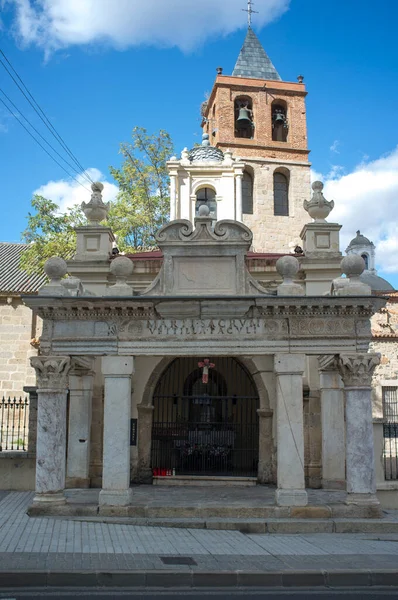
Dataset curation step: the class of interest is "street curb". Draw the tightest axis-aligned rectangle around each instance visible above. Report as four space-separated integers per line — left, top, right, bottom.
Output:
0 569 398 588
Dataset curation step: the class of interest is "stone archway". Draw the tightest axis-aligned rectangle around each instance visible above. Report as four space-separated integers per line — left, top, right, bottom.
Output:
137 356 273 483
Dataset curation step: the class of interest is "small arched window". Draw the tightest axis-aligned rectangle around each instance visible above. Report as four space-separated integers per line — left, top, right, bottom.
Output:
235 96 254 139
272 100 288 142
361 253 369 269
195 187 217 220
242 171 253 214
273 172 289 216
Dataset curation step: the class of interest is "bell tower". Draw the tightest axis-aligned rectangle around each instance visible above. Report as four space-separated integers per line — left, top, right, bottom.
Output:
202 24 311 253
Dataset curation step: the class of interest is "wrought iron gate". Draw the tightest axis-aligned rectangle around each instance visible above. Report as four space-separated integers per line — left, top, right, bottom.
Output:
383 386 398 480
151 357 259 477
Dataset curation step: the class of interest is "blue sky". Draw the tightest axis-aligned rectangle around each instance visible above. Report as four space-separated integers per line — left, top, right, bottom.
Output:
0 0 397 287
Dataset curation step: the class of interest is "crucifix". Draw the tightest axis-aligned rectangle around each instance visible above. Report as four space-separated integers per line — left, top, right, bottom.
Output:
198 358 215 384
242 0 258 28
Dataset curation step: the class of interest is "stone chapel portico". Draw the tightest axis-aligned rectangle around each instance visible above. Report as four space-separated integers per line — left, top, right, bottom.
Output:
24 190 385 516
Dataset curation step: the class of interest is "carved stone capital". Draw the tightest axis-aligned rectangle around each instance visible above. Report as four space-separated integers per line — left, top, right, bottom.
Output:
30 356 71 391
318 355 338 372
337 353 380 388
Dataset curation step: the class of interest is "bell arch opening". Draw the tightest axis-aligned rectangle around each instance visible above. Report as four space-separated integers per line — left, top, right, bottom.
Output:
151 356 260 477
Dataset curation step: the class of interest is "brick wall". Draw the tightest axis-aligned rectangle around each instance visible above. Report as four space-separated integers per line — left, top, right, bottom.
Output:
0 297 41 398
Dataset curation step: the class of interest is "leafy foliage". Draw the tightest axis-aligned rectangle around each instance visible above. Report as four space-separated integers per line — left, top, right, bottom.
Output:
109 127 173 251
21 127 174 273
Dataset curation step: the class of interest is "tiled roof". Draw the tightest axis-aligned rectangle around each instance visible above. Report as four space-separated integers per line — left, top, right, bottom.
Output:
232 28 281 81
0 243 46 294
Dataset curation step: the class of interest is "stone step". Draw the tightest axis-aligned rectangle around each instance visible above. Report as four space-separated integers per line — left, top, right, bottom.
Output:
44 514 398 534
153 475 257 487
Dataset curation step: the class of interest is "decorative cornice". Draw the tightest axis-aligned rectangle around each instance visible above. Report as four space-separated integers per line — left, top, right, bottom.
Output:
337 353 380 388
30 356 71 391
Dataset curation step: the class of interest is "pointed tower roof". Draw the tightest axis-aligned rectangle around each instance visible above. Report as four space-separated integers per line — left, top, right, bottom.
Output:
232 28 281 81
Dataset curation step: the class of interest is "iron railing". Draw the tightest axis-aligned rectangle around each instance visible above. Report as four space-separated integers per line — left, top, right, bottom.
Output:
0 396 29 451
383 386 398 480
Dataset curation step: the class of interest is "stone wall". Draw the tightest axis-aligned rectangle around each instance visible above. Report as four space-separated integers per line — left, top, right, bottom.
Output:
0 297 41 398
0 453 35 489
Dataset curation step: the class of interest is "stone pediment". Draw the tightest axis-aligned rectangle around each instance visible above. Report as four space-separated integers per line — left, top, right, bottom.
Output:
142 217 270 297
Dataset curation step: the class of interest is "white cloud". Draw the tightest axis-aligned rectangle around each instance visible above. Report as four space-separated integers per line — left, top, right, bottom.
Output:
329 140 340 154
34 167 118 213
5 0 290 55
311 147 398 274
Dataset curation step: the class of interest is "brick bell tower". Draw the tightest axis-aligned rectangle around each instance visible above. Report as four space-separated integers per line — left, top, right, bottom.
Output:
202 25 311 253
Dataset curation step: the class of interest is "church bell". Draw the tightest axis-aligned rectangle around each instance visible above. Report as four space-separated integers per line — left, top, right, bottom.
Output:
273 112 286 125
236 107 252 127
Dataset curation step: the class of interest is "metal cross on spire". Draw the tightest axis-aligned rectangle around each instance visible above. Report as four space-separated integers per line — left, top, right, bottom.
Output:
242 0 258 28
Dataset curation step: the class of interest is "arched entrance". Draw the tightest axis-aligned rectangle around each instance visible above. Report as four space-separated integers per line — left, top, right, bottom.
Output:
151 357 259 476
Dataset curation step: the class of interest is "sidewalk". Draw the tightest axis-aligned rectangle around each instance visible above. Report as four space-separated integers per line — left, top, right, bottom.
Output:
1 491 398 588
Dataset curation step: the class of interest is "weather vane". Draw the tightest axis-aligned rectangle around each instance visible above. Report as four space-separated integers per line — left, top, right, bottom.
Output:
242 0 258 28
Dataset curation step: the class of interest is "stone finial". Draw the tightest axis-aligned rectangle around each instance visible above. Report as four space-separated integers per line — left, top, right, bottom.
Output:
181 147 189 162
202 133 210 147
275 255 304 296
106 256 134 296
81 182 110 225
336 254 371 296
304 181 334 222
39 256 69 296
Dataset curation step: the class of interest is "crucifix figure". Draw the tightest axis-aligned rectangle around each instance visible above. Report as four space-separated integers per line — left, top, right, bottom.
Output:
242 0 258 28
198 358 215 384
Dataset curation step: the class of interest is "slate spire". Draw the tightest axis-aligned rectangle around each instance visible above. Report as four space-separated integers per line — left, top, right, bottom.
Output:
232 28 281 81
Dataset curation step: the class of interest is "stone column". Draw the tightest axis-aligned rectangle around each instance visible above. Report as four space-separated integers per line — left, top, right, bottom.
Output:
235 174 243 221
99 356 134 507
137 404 154 483
337 353 380 505
318 355 346 489
274 353 308 506
30 356 71 504
23 386 38 453
257 409 273 483
170 172 177 220
66 358 94 489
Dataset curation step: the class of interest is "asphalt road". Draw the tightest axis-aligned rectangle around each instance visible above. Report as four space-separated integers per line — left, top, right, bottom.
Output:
1 589 398 599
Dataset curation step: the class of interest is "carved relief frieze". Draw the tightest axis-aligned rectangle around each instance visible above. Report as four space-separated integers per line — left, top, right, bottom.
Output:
289 317 355 337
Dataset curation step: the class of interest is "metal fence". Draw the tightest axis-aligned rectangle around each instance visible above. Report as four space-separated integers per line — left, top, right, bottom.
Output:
0 396 29 451
383 386 398 480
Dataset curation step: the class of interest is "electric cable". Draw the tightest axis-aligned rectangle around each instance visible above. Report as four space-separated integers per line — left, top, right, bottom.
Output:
0 48 94 184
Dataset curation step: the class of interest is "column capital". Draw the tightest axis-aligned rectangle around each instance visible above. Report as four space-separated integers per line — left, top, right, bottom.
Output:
318 355 338 372
70 356 95 376
274 353 305 375
337 353 380 388
31 356 71 392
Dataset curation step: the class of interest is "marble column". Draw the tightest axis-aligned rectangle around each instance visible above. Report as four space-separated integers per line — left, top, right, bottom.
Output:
274 353 308 506
337 353 380 505
318 355 346 489
257 408 273 483
30 356 71 504
235 174 243 221
66 357 94 488
99 356 134 507
137 404 155 483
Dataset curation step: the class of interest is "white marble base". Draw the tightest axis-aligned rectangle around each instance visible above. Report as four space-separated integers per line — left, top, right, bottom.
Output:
275 488 308 506
99 488 133 506
33 492 66 505
345 493 380 506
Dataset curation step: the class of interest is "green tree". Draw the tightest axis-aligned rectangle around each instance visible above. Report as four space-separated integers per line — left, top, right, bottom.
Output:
20 127 174 273
109 127 173 251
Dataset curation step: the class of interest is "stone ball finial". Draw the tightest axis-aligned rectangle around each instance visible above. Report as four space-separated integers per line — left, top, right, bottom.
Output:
276 255 300 281
198 203 210 217
44 256 68 281
110 256 134 280
91 181 104 193
202 133 210 147
303 180 334 222
341 254 365 278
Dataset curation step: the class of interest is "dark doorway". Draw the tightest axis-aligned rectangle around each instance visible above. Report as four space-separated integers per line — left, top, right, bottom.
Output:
151 357 259 476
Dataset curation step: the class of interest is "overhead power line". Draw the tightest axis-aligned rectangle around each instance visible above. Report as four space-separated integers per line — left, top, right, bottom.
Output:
0 48 94 185
0 95 91 192
0 88 92 186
